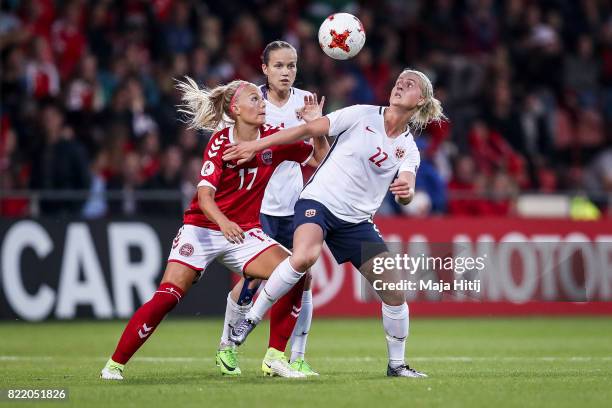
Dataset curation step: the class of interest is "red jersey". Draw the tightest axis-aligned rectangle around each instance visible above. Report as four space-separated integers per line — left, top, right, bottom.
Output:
184 124 314 231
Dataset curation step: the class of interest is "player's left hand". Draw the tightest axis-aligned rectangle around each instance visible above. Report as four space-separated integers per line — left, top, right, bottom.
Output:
223 140 259 165
389 177 414 203
219 220 245 244
296 93 325 123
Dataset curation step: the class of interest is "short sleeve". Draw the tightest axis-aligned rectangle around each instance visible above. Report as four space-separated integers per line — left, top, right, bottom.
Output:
398 140 421 175
326 105 373 137
197 132 227 190
274 141 314 166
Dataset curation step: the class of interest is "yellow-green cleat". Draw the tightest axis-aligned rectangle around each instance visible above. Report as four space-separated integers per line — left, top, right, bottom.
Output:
100 359 124 380
216 346 241 376
261 348 306 378
289 358 319 376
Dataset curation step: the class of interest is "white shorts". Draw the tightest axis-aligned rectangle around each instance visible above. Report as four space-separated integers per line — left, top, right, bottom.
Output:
168 224 282 280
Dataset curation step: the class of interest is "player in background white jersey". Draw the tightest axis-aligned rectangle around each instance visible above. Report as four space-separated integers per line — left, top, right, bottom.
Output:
225 69 446 378
216 41 329 377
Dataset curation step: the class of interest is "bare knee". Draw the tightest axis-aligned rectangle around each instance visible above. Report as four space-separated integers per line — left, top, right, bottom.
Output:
378 290 405 306
161 262 198 293
290 248 319 272
290 223 324 273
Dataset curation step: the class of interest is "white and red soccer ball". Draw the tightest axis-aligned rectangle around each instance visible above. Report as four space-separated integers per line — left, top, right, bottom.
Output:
318 13 366 60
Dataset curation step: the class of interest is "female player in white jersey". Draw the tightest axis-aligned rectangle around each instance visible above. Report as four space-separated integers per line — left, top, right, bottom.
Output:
100 77 326 380
216 41 327 377
224 69 446 378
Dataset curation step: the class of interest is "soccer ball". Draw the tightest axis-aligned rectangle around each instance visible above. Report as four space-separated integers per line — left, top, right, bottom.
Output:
318 13 366 60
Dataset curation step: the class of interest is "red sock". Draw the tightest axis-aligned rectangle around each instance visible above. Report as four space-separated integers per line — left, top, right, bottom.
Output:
111 283 184 364
268 275 306 351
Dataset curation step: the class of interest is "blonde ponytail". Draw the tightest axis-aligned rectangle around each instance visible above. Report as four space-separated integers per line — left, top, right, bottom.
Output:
402 69 447 130
175 77 247 131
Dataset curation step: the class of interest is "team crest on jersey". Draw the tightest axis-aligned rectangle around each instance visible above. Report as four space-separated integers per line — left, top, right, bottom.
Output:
179 243 194 257
201 161 215 176
261 149 273 165
395 147 406 160
305 209 317 217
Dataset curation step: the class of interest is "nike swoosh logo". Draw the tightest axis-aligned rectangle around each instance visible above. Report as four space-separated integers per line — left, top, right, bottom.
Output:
365 126 376 133
263 362 272 369
219 358 236 372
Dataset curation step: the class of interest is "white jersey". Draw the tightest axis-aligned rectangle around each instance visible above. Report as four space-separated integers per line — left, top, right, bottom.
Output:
260 86 312 216
300 105 420 223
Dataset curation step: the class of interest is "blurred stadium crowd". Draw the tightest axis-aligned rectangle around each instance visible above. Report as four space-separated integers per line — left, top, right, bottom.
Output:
1 0 611 218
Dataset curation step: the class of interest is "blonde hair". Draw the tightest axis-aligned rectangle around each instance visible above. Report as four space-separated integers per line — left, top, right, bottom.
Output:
175 76 249 131
401 69 447 130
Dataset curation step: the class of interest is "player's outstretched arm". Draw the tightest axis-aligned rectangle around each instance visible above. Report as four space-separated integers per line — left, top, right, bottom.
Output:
197 187 245 244
390 171 416 205
223 117 330 164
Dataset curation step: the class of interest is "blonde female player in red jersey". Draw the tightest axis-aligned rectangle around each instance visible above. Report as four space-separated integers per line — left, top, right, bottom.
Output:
100 77 327 380
215 41 328 378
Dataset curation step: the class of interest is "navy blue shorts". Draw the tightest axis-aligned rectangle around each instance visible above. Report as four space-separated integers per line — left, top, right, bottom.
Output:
293 199 387 268
260 213 295 250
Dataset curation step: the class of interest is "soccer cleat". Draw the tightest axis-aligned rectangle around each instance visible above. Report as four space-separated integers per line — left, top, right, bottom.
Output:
100 359 124 380
229 318 257 346
215 345 241 376
262 348 306 378
387 363 428 378
289 358 319 376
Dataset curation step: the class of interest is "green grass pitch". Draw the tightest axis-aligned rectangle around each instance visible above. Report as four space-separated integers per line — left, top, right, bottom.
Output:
1 317 611 407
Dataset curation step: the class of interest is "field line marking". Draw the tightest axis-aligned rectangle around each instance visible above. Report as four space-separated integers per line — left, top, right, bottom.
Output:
2 356 612 363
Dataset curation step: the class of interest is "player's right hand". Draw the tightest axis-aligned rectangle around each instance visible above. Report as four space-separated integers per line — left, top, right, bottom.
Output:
223 141 259 165
220 221 245 244
297 93 325 123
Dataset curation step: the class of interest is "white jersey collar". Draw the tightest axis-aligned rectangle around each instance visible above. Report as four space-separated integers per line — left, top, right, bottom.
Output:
260 85 295 110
